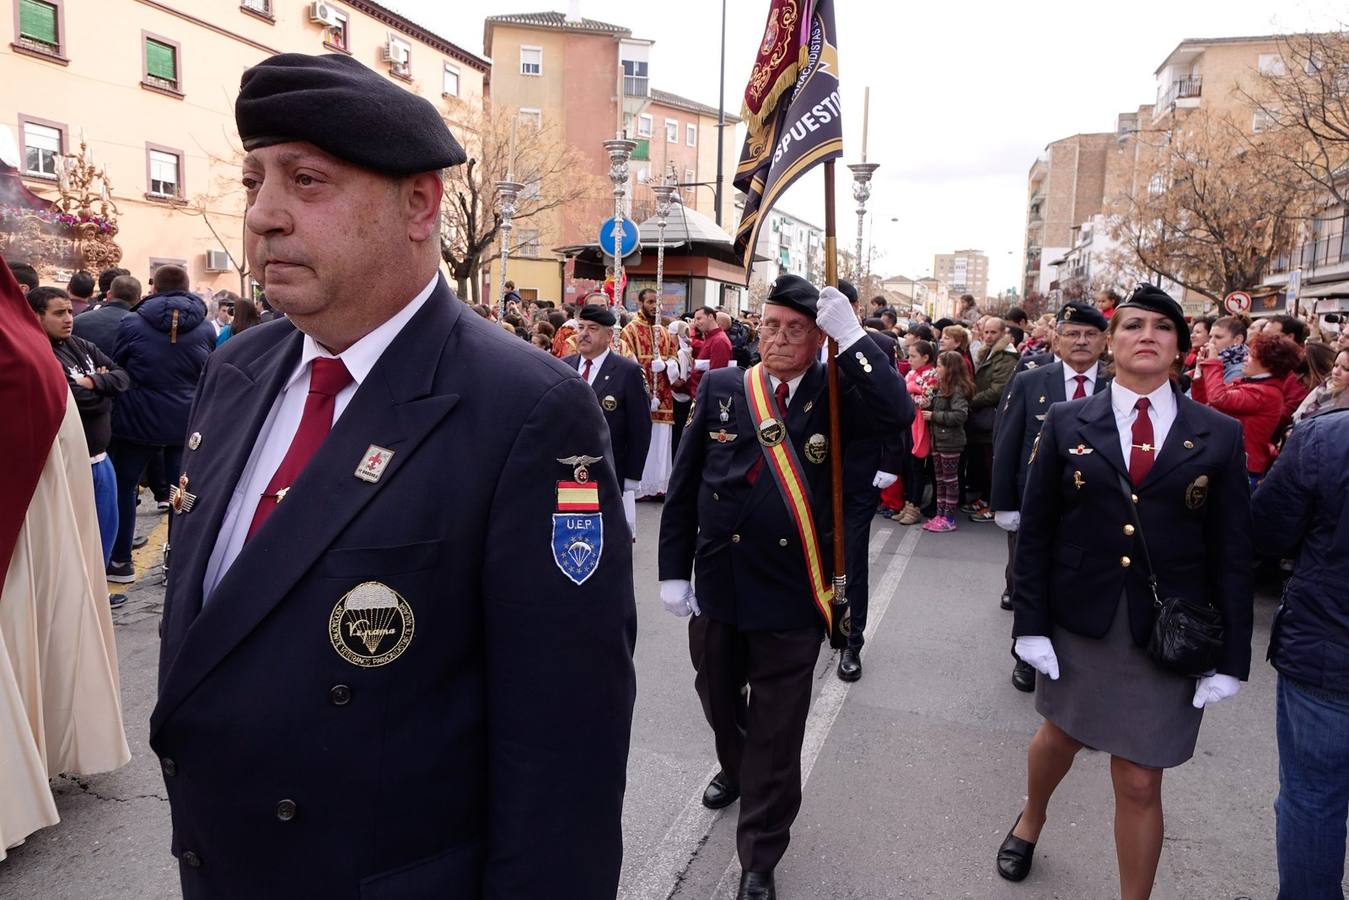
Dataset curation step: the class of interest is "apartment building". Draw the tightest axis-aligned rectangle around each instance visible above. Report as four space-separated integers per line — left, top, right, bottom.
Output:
3 0 487 295
1150 35 1285 132
1021 133 1112 299
482 10 739 304
934 249 988 301
750 207 822 288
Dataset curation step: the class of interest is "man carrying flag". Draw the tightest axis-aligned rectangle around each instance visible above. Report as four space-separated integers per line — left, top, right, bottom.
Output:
660 8 909 896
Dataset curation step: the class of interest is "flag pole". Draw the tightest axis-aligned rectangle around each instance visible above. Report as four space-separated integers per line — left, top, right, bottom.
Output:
823 159 849 650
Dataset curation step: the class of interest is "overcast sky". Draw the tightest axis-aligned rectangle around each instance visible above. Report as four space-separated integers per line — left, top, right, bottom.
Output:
386 0 1344 294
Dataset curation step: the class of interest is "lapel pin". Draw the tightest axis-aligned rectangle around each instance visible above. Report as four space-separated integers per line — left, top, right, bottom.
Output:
1039 395 1047 404
1068 444 1094 456
719 396 734 423
1183 440 1195 449
803 400 814 414
170 473 197 515
1073 470 1085 490
188 431 202 451
355 445 394 484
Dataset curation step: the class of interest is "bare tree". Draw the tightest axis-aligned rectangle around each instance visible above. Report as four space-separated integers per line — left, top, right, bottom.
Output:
182 129 251 296
441 106 600 303
1107 114 1305 304
1238 29 1349 208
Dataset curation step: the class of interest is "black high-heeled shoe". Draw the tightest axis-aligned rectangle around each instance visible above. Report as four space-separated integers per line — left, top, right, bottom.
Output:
996 812 1037 882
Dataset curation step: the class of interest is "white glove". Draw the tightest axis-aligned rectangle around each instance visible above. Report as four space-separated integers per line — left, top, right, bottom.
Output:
872 471 898 489
665 357 681 376
995 511 1021 533
1014 635 1060 680
650 357 666 374
659 579 701 617
694 358 711 372
623 479 641 493
1192 673 1241 709
816 286 867 350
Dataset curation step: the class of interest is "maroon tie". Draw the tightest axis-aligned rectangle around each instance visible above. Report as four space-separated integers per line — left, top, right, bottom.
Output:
747 382 791 486
582 358 593 383
1128 397 1155 487
1072 374 1088 400
246 358 353 541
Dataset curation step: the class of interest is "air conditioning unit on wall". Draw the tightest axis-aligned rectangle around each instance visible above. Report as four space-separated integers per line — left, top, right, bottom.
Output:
382 37 410 65
205 249 232 272
308 2 340 27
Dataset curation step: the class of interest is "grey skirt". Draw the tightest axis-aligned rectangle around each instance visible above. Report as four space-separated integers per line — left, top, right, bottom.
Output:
1035 594 1202 769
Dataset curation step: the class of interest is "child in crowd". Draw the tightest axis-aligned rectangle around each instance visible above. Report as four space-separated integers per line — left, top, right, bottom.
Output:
923 350 973 533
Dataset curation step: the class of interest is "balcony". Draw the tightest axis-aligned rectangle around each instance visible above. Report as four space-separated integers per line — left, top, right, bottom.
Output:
1158 75 1203 115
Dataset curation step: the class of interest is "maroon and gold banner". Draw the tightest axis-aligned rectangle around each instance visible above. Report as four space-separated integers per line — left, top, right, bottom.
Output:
743 363 833 630
740 0 806 133
733 0 843 279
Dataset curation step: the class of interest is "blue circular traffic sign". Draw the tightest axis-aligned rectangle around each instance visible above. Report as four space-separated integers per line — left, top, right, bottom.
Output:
598 216 640 259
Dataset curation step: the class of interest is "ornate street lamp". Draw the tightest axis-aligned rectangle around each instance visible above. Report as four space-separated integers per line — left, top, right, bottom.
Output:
651 170 678 301
495 178 524 318
847 162 880 285
602 137 637 307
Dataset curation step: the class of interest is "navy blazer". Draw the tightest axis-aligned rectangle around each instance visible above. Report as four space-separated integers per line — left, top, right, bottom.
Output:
563 351 652 484
842 332 906 492
991 361 1109 512
150 277 636 899
1011 385 1254 679
659 338 912 630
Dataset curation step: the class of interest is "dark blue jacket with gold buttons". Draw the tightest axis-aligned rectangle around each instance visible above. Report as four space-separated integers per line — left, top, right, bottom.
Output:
1011 384 1254 679
658 336 912 631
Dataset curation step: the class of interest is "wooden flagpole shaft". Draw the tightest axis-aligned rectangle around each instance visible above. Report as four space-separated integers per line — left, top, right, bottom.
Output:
822 159 849 649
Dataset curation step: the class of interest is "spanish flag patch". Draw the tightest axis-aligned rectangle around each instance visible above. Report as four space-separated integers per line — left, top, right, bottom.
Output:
556 481 600 513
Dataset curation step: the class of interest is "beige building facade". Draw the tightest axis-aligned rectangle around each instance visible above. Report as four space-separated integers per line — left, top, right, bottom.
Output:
934 249 988 302
482 11 739 306
1021 132 1112 299
3 0 486 298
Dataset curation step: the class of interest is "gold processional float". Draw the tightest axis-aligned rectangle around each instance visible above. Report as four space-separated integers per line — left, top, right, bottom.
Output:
0 133 123 279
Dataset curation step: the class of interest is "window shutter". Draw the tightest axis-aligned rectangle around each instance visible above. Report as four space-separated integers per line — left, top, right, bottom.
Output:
20 0 59 45
146 39 177 81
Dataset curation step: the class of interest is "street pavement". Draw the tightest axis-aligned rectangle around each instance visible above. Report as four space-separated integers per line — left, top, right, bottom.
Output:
0 500 1314 898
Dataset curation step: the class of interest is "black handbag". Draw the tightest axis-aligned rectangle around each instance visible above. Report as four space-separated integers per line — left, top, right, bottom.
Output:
1116 474 1225 677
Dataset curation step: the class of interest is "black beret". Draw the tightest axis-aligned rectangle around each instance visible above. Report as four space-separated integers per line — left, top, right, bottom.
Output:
1118 284 1191 352
765 274 819 320
578 304 616 327
1056 301 1107 332
836 279 859 305
236 53 466 174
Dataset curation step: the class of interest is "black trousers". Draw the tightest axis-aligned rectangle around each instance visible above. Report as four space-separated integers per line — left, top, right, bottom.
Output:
689 616 822 873
671 398 692 459
844 487 877 651
1004 529 1018 598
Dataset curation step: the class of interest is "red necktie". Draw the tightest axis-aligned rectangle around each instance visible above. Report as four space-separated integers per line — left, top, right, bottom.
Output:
246 358 353 541
747 382 791 486
582 358 593 383
1072 374 1088 400
1128 397 1155 487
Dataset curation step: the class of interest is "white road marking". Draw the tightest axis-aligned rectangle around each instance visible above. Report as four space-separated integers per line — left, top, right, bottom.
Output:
618 525 917 900
709 525 923 899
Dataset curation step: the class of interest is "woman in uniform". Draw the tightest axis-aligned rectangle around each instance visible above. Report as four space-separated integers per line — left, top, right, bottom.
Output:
995 285 1254 899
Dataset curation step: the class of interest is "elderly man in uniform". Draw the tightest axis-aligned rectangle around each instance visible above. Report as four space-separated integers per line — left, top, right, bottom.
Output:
149 54 636 899
659 275 912 899
620 288 680 499
565 303 652 536
992 301 1110 692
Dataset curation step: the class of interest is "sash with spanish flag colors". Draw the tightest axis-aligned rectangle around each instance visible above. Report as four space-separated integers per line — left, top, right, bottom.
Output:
743 363 834 631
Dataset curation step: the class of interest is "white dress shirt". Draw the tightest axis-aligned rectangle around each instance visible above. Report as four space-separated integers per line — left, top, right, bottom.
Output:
768 371 807 409
1063 361 1100 397
202 274 438 602
1110 380 1177 466
577 349 610 385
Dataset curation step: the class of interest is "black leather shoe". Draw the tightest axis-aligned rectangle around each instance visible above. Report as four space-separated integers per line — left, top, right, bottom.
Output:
996 814 1036 882
837 648 862 682
1000 592 1013 611
737 870 775 900
702 771 740 810
1011 660 1036 693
